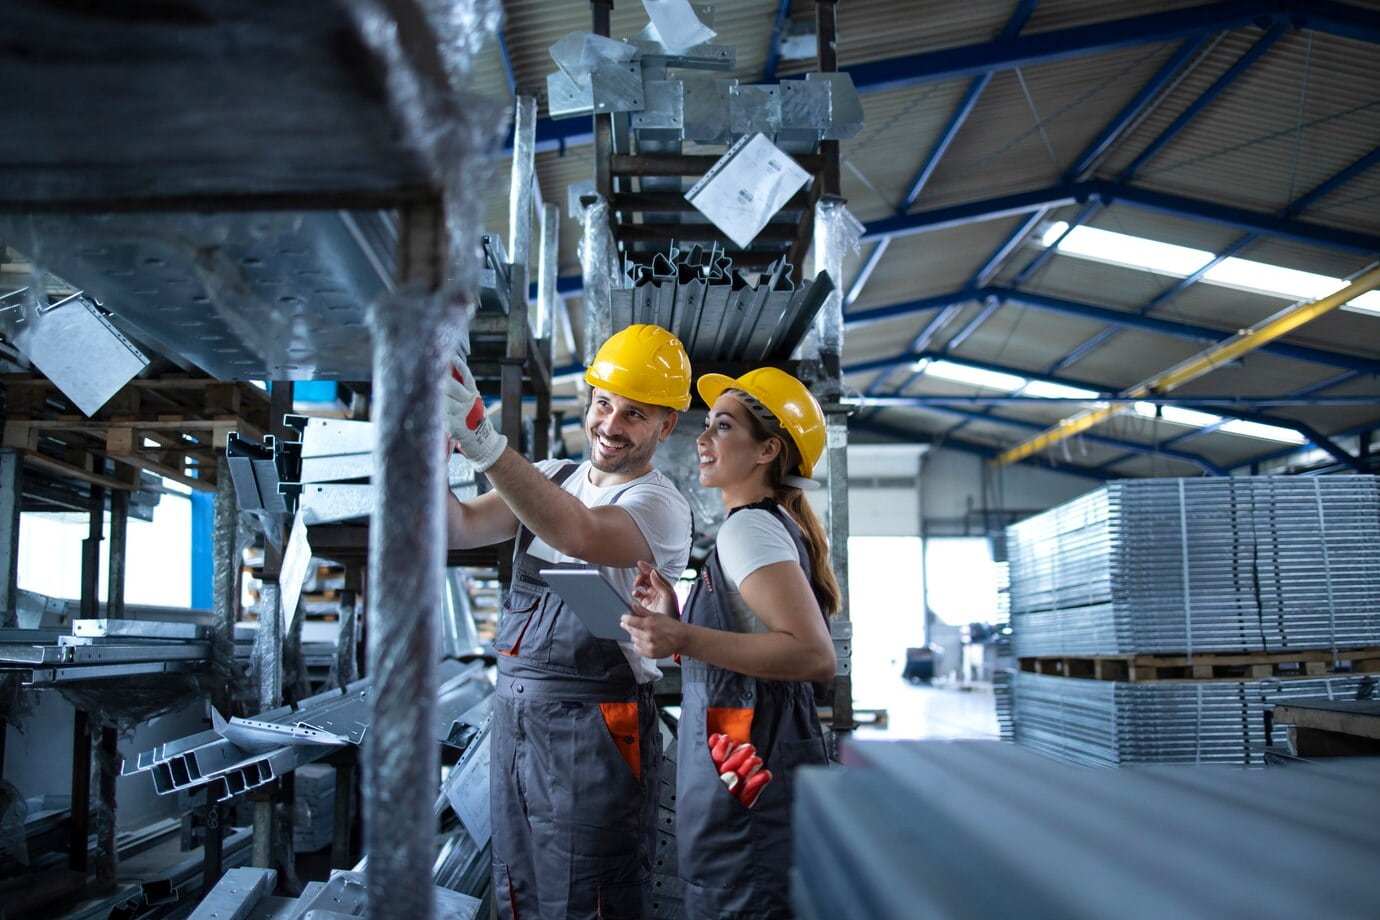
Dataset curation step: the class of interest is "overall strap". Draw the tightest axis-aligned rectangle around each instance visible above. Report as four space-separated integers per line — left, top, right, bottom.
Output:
514 461 581 557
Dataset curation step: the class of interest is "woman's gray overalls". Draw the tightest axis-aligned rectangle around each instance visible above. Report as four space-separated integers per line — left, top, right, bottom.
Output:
676 499 830 919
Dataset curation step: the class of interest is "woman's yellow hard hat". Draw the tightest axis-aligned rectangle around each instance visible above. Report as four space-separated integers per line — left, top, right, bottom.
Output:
697 367 825 479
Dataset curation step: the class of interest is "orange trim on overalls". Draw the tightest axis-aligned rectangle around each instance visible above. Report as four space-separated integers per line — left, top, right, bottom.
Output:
598 702 642 780
706 707 754 746
498 616 532 657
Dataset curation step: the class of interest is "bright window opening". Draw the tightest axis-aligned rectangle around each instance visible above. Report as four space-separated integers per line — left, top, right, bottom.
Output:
1130 401 1305 444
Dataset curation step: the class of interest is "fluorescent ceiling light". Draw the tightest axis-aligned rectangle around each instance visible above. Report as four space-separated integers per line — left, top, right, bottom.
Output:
1021 379 1101 399
1042 222 1380 317
923 360 1026 391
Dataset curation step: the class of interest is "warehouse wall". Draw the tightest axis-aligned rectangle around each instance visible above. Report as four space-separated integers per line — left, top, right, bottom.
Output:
919 448 1096 538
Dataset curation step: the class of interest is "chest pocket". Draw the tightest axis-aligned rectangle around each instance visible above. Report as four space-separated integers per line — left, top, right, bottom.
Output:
491 464 636 679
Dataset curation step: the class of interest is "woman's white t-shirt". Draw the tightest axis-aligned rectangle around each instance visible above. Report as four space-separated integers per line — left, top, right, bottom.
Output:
713 507 800 633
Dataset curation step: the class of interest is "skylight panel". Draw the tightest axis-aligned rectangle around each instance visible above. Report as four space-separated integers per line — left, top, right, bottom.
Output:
1041 222 1380 317
1132 402 1222 427
923 360 1026 391
1021 380 1101 399
1041 222 1213 276
1218 419 1308 443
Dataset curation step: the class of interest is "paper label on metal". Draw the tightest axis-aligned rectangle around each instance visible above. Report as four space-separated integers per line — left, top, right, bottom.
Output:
445 731 492 847
684 133 810 248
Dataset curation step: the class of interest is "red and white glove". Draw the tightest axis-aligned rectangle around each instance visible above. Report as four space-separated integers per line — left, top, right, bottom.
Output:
445 358 507 472
708 733 772 807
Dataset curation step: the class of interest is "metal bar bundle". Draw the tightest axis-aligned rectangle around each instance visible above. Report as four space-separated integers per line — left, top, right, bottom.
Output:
999 670 1375 766
188 867 481 920
0 619 213 685
612 246 834 360
791 739 1380 920
1006 476 1380 656
123 666 491 804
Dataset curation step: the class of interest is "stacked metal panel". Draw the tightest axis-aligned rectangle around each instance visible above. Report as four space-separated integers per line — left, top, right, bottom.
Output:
1002 670 1375 767
791 739 1380 920
1007 476 1380 656
610 245 834 361
0 619 211 685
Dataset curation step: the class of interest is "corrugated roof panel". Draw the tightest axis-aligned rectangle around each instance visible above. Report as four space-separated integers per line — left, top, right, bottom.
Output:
845 221 1022 310
917 44 1187 209
1108 30 1380 229
939 302 1111 370
1024 0 1210 33
1159 284 1380 361
781 0 1016 75
838 83 973 219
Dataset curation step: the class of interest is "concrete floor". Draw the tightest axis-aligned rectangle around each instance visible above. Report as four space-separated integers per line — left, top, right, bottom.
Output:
852 679 1000 742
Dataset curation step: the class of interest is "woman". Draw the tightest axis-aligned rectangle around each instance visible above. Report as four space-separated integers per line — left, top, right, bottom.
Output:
621 366 840 919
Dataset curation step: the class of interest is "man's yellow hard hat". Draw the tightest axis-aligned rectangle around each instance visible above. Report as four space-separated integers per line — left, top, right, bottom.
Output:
585 324 692 410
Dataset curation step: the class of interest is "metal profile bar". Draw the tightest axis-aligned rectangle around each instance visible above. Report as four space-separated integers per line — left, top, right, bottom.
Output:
993 266 1380 466
1120 24 1286 181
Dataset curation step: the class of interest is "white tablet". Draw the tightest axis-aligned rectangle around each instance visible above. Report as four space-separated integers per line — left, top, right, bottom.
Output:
539 566 631 641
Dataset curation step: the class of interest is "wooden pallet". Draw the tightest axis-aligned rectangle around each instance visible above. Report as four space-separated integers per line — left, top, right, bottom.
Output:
3 373 269 491
1018 647 1380 682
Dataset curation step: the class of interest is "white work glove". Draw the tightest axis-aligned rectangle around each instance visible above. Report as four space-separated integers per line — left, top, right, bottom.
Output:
445 358 507 472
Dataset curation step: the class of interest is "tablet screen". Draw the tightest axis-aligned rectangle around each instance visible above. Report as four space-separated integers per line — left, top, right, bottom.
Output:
539 567 631 641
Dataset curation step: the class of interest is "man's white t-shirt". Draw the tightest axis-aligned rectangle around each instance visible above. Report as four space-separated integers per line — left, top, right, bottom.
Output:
525 458 692 682
713 507 800 634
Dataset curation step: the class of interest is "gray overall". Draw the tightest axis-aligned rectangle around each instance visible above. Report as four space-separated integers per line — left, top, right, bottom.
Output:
677 499 831 919
490 463 662 919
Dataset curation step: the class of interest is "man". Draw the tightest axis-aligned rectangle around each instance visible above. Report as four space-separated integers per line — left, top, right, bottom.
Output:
444 324 693 920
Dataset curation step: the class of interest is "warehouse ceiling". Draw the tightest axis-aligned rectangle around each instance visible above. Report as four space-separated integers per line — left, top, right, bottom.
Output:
479 0 1380 481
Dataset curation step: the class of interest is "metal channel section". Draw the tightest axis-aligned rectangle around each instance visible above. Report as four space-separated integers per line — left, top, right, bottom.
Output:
610 247 834 361
1002 671 1376 767
792 739 1380 919
1006 476 1380 657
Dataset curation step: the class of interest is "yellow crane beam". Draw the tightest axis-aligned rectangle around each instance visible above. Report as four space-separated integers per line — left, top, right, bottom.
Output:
992 264 1380 469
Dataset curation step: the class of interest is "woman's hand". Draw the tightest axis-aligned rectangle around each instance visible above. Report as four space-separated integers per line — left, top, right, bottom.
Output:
631 560 679 618
621 602 684 660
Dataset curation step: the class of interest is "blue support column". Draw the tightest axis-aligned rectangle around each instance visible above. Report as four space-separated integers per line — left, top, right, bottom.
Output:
190 490 214 610
762 0 794 82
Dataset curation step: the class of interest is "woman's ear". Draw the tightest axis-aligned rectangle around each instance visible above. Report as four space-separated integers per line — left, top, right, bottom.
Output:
757 435 783 466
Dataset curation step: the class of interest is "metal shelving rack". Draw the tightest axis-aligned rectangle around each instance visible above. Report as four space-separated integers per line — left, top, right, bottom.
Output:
580 0 855 735
1 3 535 916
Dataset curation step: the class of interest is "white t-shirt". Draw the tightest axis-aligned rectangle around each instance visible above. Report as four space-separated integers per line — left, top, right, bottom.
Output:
525 458 692 682
714 507 800 634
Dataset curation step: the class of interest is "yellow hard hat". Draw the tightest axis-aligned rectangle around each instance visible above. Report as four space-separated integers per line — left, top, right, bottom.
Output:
697 367 826 479
585 324 692 410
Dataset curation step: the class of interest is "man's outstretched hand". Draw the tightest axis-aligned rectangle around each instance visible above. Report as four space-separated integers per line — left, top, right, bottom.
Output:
445 358 507 472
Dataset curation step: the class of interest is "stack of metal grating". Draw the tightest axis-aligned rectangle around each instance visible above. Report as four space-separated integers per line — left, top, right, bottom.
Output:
1005 671 1375 766
1000 475 1380 766
791 739 1380 920
1006 476 1380 657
